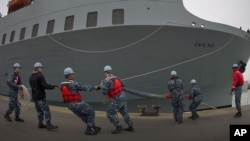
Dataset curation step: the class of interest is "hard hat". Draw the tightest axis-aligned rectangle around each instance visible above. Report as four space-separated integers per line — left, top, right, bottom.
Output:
104 65 112 72
190 79 197 84
64 67 75 75
13 63 21 68
170 70 177 76
232 64 238 68
34 62 43 68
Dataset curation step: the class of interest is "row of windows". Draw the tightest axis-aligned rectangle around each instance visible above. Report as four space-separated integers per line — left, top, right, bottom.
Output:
1 9 124 45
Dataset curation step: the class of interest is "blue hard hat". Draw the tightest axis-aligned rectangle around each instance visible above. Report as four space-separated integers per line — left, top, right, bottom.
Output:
104 65 112 72
64 67 74 75
13 63 21 68
34 62 43 68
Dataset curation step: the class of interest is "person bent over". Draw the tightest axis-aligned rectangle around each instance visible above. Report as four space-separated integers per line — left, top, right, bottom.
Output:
188 79 202 120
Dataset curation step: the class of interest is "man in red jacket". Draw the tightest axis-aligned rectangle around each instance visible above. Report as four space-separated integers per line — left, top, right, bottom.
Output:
230 64 244 117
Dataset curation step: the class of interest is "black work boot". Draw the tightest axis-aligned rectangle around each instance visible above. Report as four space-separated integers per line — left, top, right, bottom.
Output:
195 113 200 118
111 126 123 134
15 116 24 122
178 119 183 124
85 127 97 135
189 114 197 120
93 126 101 133
46 121 58 130
188 115 195 120
124 125 134 132
38 122 47 128
234 112 242 118
4 114 12 122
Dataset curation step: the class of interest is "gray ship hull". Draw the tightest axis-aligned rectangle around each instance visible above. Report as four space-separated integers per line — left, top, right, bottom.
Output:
1 25 250 110
1 0 250 111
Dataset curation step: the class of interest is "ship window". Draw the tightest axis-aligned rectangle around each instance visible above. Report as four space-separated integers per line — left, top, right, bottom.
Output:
46 20 55 34
64 15 74 31
20 27 26 40
32 24 39 37
2 34 6 45
10 31 15 43
86 12 98 27
112 9 124 25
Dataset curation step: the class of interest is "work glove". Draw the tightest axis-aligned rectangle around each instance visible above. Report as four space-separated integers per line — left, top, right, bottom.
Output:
166 93 173 99
231 88 235 92
230 87 235 95
183 94 189 100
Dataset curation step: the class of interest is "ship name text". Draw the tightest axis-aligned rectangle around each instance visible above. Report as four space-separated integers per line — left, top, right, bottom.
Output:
194 42 216 48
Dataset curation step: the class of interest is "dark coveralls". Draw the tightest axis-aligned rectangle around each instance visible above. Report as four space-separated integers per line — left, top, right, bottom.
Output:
189 85 202 118
29 71 57 123
102 75 133 128
168 77 184 122
5 72 22 118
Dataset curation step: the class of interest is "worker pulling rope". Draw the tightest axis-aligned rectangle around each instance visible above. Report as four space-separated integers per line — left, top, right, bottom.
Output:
123 87 217 110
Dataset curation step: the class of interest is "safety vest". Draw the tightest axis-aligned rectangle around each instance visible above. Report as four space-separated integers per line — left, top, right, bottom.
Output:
60 81 81 103
108 78 123 99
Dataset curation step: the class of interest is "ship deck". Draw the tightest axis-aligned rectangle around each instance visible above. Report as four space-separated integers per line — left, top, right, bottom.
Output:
0 94 250 141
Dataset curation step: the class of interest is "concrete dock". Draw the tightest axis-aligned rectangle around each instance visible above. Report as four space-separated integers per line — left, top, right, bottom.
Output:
0 95 249 141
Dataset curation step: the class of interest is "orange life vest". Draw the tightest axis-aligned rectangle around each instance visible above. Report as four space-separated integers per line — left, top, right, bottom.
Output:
108 78 123 99
60 82 81 103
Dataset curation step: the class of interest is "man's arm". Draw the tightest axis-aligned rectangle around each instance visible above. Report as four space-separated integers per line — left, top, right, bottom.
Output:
40 74 58 90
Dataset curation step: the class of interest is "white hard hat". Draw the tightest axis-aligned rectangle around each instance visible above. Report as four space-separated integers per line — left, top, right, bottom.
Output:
104 65 112 72
34 62 43 68
232 64 238 68
170 70 177 76
64 67 74 75
190 79 197 84
13 63 21 68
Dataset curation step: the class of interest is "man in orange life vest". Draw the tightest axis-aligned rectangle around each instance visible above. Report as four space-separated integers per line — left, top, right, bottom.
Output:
230 64 244 117
101 65 134 134
60 67 101 135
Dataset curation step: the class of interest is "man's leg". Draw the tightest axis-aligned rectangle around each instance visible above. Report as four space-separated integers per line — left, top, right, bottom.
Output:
234 87 242 117
37 99 58 129
35 101 46 128
107 99 123 134
118 100 134 132
4 97 16 122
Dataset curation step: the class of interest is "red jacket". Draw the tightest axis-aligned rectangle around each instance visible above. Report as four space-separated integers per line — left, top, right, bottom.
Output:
232 70 244 89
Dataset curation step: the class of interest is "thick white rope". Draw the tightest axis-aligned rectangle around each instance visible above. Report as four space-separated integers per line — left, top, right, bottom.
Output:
18 85 31 111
